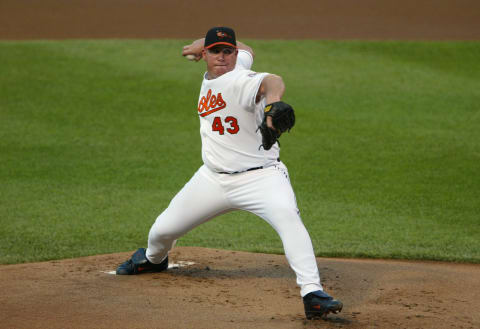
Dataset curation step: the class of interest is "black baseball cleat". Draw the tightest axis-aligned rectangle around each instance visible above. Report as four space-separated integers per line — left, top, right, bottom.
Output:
116 248 168 275
303 290 343 319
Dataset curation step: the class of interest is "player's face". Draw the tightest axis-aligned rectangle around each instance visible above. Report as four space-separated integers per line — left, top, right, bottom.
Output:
203 46 238 79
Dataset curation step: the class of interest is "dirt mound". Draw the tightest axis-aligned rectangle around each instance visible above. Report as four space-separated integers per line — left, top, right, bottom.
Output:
1 247 479 328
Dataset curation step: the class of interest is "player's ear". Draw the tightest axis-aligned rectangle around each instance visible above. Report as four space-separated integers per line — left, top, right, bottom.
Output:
202 49 207 61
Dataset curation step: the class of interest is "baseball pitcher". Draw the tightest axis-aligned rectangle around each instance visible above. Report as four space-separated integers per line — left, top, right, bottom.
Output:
116 26 342 319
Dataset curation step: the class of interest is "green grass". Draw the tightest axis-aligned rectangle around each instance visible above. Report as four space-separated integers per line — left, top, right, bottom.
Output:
1 40 479 264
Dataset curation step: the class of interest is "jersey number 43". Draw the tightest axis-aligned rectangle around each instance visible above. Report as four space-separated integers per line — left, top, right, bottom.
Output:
212 116 239 135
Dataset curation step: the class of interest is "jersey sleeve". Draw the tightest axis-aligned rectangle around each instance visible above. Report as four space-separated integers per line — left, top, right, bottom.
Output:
235 49 254 70
234 71 269 111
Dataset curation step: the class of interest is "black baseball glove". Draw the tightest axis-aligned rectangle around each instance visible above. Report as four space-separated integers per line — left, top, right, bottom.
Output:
258 101 295 150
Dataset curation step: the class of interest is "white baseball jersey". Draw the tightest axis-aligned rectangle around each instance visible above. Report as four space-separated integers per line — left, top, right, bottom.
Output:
197 50 280 173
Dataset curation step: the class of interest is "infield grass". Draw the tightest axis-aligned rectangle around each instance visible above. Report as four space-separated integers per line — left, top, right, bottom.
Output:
1 40 479 264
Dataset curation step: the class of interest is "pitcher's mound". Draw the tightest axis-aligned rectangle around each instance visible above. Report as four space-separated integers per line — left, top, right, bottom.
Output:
0 247 479 328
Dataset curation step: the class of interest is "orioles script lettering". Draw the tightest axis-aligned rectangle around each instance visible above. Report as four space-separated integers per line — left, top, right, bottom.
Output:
198 89 226 117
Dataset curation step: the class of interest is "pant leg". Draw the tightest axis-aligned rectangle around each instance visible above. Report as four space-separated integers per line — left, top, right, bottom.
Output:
146 165 231 264
227 162 323 297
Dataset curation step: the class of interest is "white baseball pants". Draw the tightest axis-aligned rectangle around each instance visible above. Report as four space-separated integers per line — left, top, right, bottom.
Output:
146 162 323 297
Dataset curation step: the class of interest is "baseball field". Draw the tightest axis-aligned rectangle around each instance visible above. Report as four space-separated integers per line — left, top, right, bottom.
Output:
1 1 479 328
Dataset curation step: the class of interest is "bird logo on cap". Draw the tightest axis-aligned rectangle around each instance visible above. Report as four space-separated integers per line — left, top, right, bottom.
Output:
216 31 231 39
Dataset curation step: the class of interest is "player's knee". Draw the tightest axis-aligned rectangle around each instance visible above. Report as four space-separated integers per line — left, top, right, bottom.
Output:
268 206 301 228
271 202 299 218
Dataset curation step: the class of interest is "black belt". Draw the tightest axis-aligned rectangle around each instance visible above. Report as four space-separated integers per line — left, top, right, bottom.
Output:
218 158 280 174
